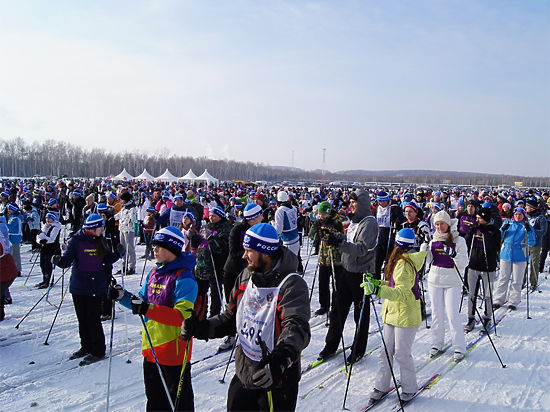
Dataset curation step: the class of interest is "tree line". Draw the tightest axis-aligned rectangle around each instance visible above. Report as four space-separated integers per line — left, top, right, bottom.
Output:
0 137 548 187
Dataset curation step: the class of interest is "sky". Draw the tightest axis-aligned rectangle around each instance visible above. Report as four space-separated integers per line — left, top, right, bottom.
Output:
0 0 549 177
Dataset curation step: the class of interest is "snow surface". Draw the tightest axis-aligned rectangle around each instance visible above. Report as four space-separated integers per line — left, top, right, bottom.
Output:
1 240 549 412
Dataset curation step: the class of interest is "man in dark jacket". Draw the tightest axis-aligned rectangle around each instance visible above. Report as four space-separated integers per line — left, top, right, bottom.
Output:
183 223 310 411
525 198 548 290
464 207 501 333
321 189 379 364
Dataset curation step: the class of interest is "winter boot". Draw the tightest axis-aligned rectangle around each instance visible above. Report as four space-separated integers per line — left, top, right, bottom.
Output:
79 354 104 366
217 335 236 352
464 317 476 333
480 317 491 333
69 348 89 360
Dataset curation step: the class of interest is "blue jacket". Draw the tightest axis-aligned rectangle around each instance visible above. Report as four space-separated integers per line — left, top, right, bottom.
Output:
57 229 120 296
7 213 23 244
527 210 547 247
499 220 536 262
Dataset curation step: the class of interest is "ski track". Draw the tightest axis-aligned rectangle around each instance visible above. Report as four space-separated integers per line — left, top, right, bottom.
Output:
0 243 549 411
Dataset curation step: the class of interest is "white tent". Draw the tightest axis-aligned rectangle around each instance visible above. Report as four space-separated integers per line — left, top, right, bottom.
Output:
195 169 219 185
112 168 134 181
155 169 179 183
134 168 155 182
179 169 198 182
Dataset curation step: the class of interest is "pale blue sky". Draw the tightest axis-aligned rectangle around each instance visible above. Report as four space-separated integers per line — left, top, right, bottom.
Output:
1 1 549 176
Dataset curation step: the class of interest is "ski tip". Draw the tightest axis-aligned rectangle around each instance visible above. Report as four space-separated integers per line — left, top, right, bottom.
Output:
126 359 132 364
29 361 35 365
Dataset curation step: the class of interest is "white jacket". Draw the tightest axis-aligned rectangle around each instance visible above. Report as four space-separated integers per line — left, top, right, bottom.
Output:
115 203 138 233
422 235 468 288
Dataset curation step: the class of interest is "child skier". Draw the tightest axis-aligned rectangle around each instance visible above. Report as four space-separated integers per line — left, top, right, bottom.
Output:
35 212 61 289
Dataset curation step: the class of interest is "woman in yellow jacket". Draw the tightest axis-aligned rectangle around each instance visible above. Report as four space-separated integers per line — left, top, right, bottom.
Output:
363 228 426 403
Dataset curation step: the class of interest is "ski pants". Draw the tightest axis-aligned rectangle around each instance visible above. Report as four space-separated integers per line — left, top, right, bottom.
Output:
227 374 299 412
143 359 194 412
374 324 418 394
120 231 136 270
72 294 105 357
494 260 526 307
428 285 466 354
0 279 14 320
318 264 342 310
40 252 54 283
10 243 21 273
526 245 541 288
466 270 495 319
540 231 549 273
324 269 370 358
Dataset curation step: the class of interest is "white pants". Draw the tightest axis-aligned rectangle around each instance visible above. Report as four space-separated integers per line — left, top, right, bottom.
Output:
374 324 418 393
428 285 466 354
494 260 526 307
120 231 136 270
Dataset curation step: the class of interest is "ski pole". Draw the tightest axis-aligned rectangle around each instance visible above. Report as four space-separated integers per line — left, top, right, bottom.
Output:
140 314 175 412
481 233 498 336
302 233 317 276
369 294 404 412
219 336 238 384
328 248 349 375
23 250 40 286
15 274 64 329
140 229 155 286
174 338 192 410
452 262 506 368
257 336 274 412
105 300 116 412
342 283 372 410
209 249 225 311
120 251 131 364
525 233 531 320
308 260 320 304
43 277 70 345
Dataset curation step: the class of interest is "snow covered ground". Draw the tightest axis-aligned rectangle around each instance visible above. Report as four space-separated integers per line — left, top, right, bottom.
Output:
1 240 549 411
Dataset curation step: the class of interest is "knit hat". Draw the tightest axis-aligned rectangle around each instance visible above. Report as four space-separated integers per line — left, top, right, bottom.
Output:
244 203 263 220
395 228 416 249
120 192 132 202
152 226 185 256
277 191 289 202
254 193 266 203
242 223 280 256
97 203 109 213
0 191 9 199
146 206 156 213
108 192 117 200
7 203 19 213
525 199 538 209
513 207 527 218
83 213 105 230
404 201 419 212
45 212 58 221
431 202 443 211
210 206 225 219
182 210 194 221
72 189 83 197
433 210 451 226
317 201 331 215
376 191 390 202
173 194 184 201
476 208 491 223
502 203 512 210
48 198 58 206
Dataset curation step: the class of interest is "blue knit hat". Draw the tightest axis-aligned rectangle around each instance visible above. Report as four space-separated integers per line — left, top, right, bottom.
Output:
173 194 184 201
7 203 19 213
210 206 225 219
513 206 527 218
404 201 419 212
45 212 58 221
244 203 263 220
182 210 195 221
146 206 156 213
73 189 83 197
395 228 416 249
152 226 185 256
243 223 280 256
0 191 9 199
48 198 58 206
376 191 390 202
83 213 104 230
97 203 109 213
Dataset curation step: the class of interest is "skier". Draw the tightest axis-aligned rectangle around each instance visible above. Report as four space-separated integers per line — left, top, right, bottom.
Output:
320 189 378 364
421 210 468 362
524 198 547 291
35 212 62 289
115 226 198 411
114 191 138 275
51 214 120 365
273 190 300 257
182 223 310 411
364 228 427 404
7 203 23 277
463 207 501 332
0 229 18 321
374 191 405 280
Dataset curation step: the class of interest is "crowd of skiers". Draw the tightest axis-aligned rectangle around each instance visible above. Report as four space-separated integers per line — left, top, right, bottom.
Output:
1 177 549 410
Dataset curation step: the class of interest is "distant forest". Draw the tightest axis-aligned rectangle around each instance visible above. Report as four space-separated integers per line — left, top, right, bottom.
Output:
1 137 548 187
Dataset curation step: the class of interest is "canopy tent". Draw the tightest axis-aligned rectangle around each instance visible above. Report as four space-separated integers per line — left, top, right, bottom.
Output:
195 169 219 185
112 168 134 181
155 168 179 183
134 168 155 182
179 169 198 182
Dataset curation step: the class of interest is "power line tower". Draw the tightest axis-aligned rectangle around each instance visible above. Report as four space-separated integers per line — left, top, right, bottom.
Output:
322 148 326 178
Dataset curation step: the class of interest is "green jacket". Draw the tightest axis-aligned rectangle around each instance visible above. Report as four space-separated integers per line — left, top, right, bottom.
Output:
379 251 426 328
309 212 343 266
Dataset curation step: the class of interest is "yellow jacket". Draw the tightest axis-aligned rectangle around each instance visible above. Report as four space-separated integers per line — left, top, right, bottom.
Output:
379 251 426 328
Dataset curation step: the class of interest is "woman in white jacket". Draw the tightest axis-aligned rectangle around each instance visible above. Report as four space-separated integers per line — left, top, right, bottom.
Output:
422 210 468 362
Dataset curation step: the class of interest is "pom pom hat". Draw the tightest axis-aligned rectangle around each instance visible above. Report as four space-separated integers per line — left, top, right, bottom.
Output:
243 203 263 220
152 226 185 256
395 228 416 249
83 213 104 230
243 223 280 256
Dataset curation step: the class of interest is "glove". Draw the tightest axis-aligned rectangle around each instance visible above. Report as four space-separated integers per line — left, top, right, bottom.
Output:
181 313 210 341
107 284 125 301
190 233 201 249
361 274 380 296
319 226 331 240
443 244 457 258
502 223 510 231
117 243 125 256
51 255 62 265
524 222 532 233
325 232 345 247
40 239 47 245
251 344 294 389
130 295 149 316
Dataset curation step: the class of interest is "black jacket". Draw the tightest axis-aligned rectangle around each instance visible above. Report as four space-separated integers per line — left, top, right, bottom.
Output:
465 223 501 272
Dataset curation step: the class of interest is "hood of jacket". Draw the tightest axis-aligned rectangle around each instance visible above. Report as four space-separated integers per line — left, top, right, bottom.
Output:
351 190 372 223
